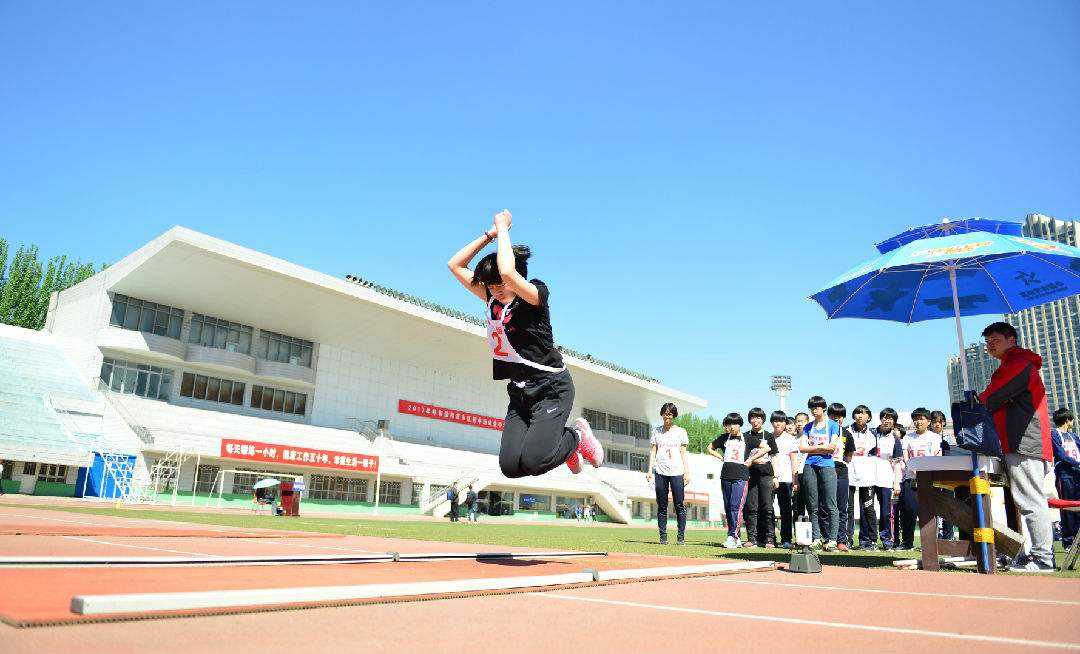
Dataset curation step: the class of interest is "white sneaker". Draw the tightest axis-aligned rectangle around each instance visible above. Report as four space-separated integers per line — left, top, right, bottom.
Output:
723 536 736 549
1009 559 1056 574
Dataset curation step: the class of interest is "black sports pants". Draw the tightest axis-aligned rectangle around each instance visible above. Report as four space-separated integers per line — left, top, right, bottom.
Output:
744 473 775 546
499 369 579 478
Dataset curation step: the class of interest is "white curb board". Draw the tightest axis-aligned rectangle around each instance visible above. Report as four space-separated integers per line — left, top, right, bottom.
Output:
70 561 773 615
0 550 606 567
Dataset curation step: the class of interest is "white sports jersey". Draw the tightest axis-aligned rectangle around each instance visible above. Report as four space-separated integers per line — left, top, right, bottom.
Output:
902 431 942 459
848 427 879 488
651 425 689 476
773 433 799 483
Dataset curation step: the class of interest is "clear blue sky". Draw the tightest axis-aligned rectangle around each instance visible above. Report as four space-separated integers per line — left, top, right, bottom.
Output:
2 2 1078 419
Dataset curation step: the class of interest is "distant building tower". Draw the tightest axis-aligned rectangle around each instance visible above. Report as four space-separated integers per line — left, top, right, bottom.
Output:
946 343 999 404
771 375 792 413
1004 214 1080 414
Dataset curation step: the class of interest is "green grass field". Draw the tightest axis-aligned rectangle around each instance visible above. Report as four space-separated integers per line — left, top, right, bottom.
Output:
19 502 1078 577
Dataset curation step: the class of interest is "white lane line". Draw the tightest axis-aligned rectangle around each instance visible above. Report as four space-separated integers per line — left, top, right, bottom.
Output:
60 536 223 558
530 593 1080 651
235 538 380 554
0 511 270 536
691 576 1080 607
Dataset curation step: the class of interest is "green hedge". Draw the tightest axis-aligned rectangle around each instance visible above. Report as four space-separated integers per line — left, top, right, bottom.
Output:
34 481 77 497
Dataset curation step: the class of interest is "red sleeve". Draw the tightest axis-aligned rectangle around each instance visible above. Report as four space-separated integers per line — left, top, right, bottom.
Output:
978 356 1031 412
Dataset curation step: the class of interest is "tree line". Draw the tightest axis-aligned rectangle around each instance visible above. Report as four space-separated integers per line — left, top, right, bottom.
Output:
0 237 105 330
675 413 722 454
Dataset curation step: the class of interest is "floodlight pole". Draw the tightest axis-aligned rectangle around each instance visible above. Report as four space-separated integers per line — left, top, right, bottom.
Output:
770 375 792 413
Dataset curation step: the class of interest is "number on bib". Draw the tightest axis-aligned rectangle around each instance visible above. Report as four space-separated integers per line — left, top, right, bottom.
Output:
492 330 509 356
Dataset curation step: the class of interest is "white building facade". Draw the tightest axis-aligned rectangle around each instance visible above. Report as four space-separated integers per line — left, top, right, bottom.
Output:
1 226 712 525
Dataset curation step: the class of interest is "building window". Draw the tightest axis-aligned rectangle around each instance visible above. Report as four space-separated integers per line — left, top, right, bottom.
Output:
628 453 648 472
609 415 629 435
180 372 245 406
378 480 402 505
36 463 68 483
605 449 628 466
189 314 253 354
250 385 307 416
517 493 550 512
309 474 368 501
100 358 173 401
230 468 280 496
256 330 313 367
110 294 183 339
194 464 220 493
630 420 650 439
582 408 607 431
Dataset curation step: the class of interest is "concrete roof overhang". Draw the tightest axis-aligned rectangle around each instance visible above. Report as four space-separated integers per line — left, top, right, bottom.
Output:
101 227 707 418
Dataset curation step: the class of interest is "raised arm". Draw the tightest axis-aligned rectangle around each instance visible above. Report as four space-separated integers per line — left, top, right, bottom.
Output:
447 226 498 302
493 211 541 306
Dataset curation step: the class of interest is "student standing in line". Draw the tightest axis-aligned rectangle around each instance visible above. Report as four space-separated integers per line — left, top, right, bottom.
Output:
848 405 879 549
773 411 799 548
873 408 903 550
646 403 690 545
708 413 750 548
791 411 810 522
799 396 841 550
743 407 779 548
1051 408 1080 551
827 403 856 551
898 408 942 549
447 210 603 480
889 424 909 549
929 410 955 540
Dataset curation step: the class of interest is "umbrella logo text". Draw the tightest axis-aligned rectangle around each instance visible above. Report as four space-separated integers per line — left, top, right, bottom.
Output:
1014 270 1040 287
923 294 990 311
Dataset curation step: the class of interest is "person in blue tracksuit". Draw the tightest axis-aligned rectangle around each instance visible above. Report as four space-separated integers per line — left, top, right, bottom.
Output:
1051 408 1080 549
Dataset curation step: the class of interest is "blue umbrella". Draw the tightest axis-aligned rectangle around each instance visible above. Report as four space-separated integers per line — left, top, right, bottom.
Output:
811 229 1080 572
874 218 1024 254
813 230 1080 322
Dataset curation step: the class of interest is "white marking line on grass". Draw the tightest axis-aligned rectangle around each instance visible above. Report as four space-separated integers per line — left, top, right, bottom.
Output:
530 593 1080 651
691 576 1080 607
60 536 223 558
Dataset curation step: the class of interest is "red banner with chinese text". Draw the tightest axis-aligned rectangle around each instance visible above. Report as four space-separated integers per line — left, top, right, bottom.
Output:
220 438 379 473
398 399 504 431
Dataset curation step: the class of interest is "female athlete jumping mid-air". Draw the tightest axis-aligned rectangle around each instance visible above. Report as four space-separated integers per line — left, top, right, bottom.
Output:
447 209 603 477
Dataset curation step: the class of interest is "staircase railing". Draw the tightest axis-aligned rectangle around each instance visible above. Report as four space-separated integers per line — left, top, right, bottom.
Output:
419 468 484 514
44 394 144 502
94 379 155 445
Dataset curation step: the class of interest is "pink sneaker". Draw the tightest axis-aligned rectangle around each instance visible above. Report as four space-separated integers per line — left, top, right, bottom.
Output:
565 451 582 474
572 418 603 468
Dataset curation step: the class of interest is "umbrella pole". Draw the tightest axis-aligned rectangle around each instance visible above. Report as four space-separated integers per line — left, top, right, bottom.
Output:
949 266 993 573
